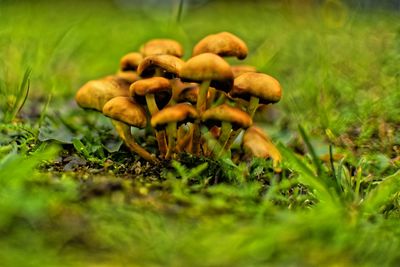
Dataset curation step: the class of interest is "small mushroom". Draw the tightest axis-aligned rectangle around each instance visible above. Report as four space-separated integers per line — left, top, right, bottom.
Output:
102 96 158 164
116 52 143 84
243 126 281 170
174 83 199 104
180 53 233 113
201 104 252 156
120 52 143 71
151 103 199 159
130 77 172 157
230 72 282 118
137 54 184 79
140 39 184 58
192 32 248 60
75 77 129 112
130 77 172 114
231 65 257 78
180 53 233 154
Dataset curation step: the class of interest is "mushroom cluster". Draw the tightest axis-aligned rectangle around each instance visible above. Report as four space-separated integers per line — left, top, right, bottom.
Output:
75 32 282 166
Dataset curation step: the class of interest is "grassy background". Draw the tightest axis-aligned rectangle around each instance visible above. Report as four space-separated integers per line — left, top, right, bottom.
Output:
0 0 400 266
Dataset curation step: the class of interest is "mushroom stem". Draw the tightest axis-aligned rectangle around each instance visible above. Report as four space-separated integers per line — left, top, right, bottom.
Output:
212 92 227 108
167 78 180 106
190 122 201 155
196 80 211 113
223 129 241 151
248 96 259 118
165 121 177 159
111 120 158 164
145 93 168 157
145 94 159 114
217 121 232 156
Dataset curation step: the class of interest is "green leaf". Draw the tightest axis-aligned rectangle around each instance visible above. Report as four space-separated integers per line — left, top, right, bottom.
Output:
363 171 400 214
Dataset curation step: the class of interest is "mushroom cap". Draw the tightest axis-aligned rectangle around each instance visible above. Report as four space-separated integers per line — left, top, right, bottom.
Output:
231 65 257 78
140 39 184 58
201 104 252 130
116 70 140 84
243 126 282 163
192 32 248 60
130 77 171 96
180 53 234 92
137 54 184 78
120 52 143 71
75 78 129 112
151 103 199 129
176 83 199 104
230 72 282 104
130 77 172 108
102 96 147 128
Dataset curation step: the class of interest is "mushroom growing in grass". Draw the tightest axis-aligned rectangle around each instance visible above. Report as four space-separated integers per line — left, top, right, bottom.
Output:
75 77 129 112
137 54 184 79
102 96 158 164
201 104 252 156
151 103 199 159
230 72 282 118
117 52 143 83
180 53 233 114
180 53 233 154
192 32 248 60
243 126 282 171
130 77 172 114
130 77 172 156
140 39 184 58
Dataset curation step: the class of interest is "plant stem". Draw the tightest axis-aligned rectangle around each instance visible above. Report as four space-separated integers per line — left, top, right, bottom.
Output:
111 120 158 164
165 121 177 159
196 80 211 113
248 96 259 118
224 129 241 152
218 121 232 156
145 93 168 157
145 94 159 115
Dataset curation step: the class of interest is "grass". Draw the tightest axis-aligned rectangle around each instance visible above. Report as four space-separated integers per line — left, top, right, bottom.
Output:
0 0 400 266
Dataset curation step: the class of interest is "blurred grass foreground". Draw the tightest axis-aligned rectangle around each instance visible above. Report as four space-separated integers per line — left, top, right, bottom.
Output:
0 0 400 266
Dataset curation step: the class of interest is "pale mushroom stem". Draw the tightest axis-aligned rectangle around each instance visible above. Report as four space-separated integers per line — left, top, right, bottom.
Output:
248 96 259 118
145 94 168 158
111 120 158 164
217 121 232 156
191 80 211 156
165 121 177 159
196 80 211 113
167 78 181 106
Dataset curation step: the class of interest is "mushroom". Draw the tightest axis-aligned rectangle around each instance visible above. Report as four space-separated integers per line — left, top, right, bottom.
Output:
174 83 199 104
151 103 199 159
137 54 184 79
130 77 172 114
230 72 282 118
243 126 281 170
116 52 143 84
120 52 143 71
192 32 248 60
130 77 172 156
75 77 129 112
179 53 233 154
180 53 233 113
140 39 184 58
102 96 158 164
231 65 257 78
201 104 252 156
